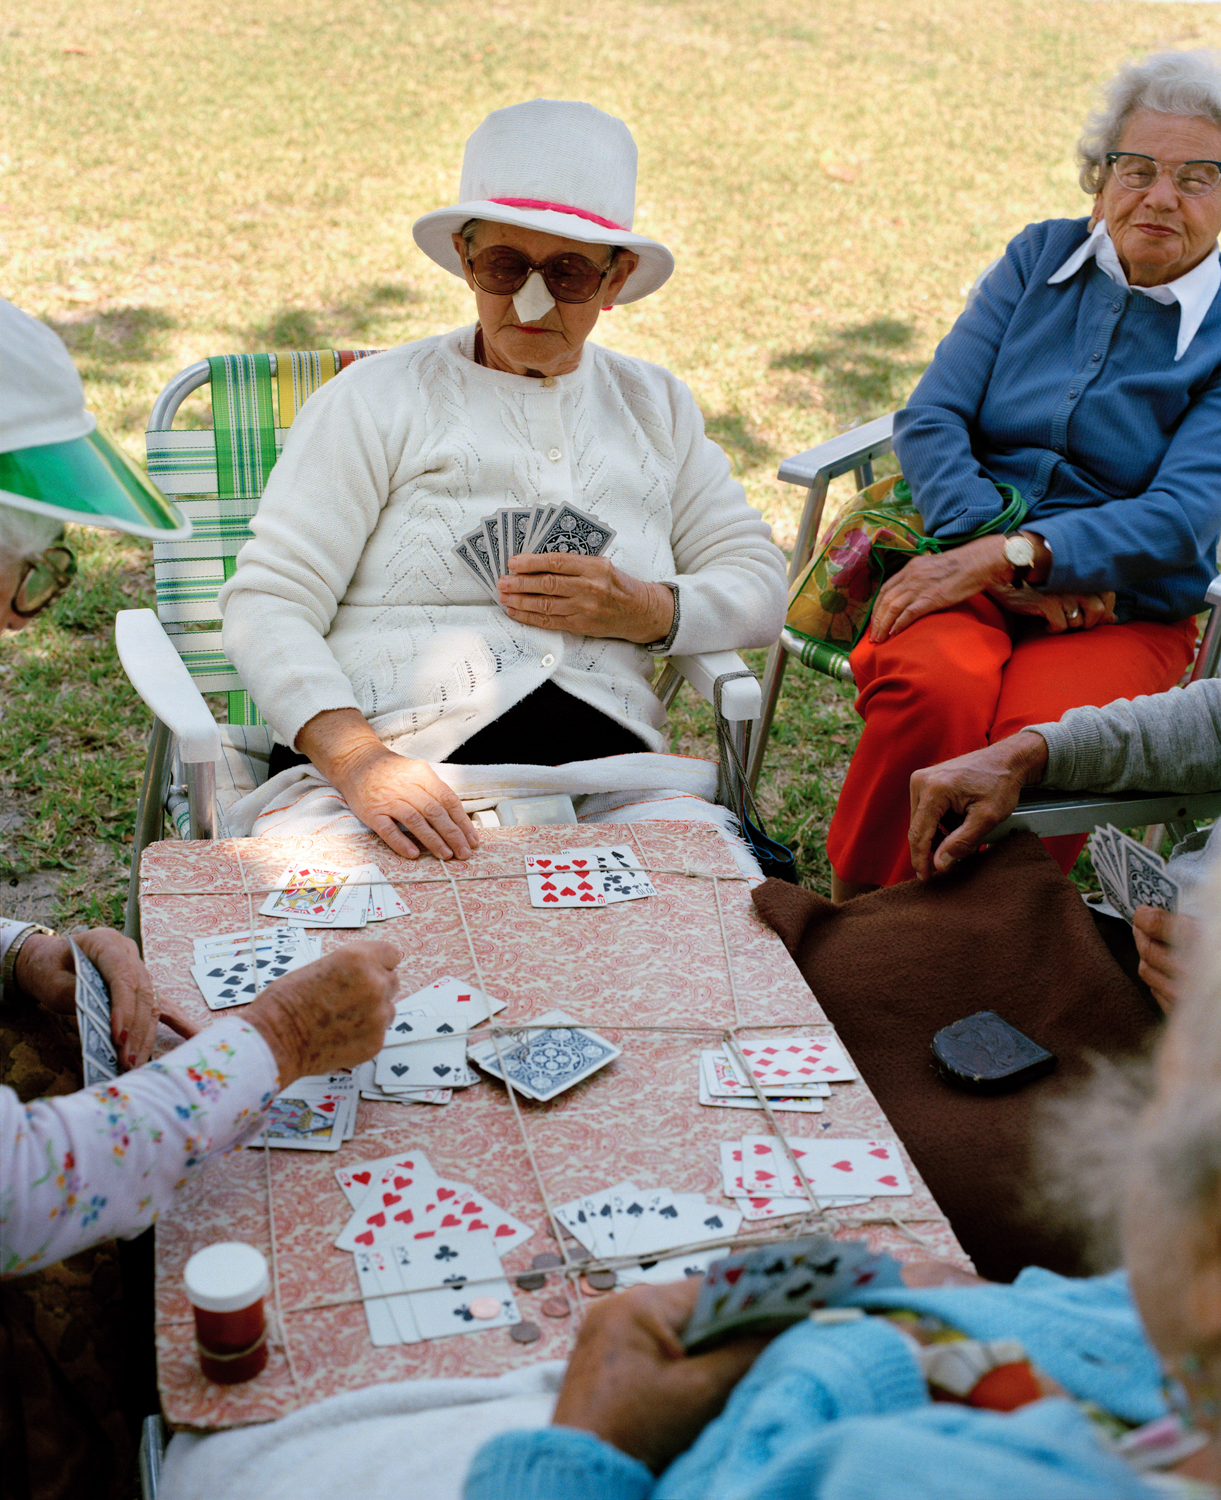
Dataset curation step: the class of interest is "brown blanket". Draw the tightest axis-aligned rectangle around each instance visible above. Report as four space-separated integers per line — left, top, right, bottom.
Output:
751 832 1161 1282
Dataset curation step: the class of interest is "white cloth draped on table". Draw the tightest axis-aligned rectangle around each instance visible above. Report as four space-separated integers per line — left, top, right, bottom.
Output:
160 1361 564 1500
221 752 763 880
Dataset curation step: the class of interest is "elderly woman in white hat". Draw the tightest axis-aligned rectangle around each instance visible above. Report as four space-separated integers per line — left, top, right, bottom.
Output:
219 99 787 863
0 300 398 1280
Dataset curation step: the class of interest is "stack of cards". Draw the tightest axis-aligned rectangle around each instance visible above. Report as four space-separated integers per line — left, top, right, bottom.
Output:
191 927 322 1010
259 861 410 929
468 1009 621 1100
71 940 118 1087
681 1234 904 1353
525 845 656 908
362 976 505 1105
248 1071 358 1151
1087 824 1181 923
554 1180 743 1287
453 504 617 602
720 1136 912 1221
699 1050 831 1115
334 1148 533 1345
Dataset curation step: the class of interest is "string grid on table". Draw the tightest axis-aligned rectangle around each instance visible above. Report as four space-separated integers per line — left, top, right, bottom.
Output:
160 833 938 1361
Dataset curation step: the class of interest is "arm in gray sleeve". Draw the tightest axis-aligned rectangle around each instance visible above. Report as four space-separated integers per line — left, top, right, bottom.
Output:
1027 679 1221 795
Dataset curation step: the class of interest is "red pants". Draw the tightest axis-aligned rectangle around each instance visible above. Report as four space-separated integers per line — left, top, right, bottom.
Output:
825 595 1198 886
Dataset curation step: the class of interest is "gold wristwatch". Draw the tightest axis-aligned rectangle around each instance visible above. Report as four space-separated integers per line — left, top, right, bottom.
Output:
1003 533 1036 588
1 923 56 1005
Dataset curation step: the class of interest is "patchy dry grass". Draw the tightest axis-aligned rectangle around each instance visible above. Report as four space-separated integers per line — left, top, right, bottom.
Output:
5 0 1218 917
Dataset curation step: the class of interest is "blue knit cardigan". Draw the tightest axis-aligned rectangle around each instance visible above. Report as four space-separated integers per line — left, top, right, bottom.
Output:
893 217 1221 623
463 1269 1167 1500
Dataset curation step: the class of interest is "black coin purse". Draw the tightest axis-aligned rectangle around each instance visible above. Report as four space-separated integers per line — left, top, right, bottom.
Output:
931 1011 1057 1094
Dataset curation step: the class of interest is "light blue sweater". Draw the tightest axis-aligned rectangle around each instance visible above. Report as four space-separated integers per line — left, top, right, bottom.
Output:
893 216 1221 624
463 1270 1166 1500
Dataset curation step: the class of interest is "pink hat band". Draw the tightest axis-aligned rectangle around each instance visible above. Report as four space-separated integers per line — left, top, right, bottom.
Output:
488 198 629 234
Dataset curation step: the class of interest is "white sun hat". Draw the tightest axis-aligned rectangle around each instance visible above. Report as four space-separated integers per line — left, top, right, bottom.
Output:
412 99 675 305
0 299 190 539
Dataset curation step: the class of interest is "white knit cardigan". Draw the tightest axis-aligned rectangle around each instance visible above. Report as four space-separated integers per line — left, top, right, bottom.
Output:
219 326 787 762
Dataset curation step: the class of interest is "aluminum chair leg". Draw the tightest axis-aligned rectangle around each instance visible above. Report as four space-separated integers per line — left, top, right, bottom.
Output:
138 1413 167 1499
747 642 790 791
124 717 172 949
186 760 217 841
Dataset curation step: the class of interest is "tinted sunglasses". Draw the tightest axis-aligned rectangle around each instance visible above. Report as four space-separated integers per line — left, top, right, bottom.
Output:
466 245 612 305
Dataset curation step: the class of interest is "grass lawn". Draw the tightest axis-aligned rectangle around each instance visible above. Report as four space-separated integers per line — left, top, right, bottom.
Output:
3 0 1217 925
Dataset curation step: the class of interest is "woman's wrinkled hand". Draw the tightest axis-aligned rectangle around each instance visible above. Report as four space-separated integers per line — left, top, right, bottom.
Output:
551 1279 771 1475
14 928 199 1070
330 742 479 862
870 537 1010 642
1133 906 1200 1014
498 554 674 644
987 583 1117 633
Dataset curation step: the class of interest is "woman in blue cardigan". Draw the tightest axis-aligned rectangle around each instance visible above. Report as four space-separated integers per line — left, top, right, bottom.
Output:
827 49 1221 899
464 861 1221 1500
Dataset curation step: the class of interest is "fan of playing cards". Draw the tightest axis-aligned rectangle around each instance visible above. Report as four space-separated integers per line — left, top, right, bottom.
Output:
454 504 616 601
359 975 504 1106
1087 823 1181 923
259 861 410 929
681 1233 904 1353
525 845 656 907
334 1148 533 1346
555 1179 743 1288
720 1135 913 1221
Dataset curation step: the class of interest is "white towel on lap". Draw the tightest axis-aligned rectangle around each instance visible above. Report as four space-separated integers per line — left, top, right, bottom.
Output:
160 1362 565 1500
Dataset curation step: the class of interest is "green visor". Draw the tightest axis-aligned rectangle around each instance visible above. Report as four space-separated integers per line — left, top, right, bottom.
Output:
0 427 190 540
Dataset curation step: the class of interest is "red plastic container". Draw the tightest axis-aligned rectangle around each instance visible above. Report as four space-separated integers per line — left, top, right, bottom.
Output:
184 1242 270 1385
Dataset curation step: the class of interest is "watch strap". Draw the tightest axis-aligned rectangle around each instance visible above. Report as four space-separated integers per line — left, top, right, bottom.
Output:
2 923 56 1005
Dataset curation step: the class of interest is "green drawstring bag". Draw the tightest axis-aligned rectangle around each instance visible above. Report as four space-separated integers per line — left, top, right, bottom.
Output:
784 474 1028 675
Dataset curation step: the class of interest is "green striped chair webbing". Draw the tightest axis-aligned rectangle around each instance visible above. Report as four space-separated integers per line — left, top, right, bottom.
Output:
146 349 378 725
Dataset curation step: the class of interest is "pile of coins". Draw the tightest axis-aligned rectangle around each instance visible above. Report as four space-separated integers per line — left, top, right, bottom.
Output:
509 1246 621 1342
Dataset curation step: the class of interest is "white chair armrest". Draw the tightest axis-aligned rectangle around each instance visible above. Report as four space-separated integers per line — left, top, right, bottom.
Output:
670 651 761 721
115 609 223 764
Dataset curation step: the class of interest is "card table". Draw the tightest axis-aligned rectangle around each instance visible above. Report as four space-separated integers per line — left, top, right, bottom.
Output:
141 821 970 1430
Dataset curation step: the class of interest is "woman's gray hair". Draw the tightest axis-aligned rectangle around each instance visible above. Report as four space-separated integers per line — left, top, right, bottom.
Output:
0 502 63 564
1077 49 1221 193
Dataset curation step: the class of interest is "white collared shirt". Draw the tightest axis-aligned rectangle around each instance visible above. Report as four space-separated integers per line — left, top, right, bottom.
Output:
1047 219 1220 360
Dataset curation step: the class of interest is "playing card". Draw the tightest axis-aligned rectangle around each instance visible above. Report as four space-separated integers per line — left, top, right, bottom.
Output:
1087 829 1133 921
335 1149 439 1208
352 1061 454 1105
467 1009 621 1101
617 1248 721 1288
251 1086 348 1150
354 1249 406 1346
682 1234 904 1352
259 864 366 926
524 504 558 552
463 528 499 589
554 1180 639 1255
71 941 118 1087
736 1035 858 1088
733 1137 912 1198
698 1070 824 1114
390 1231 520 1339
535 844 655 904
532 504 616 558
700 1051 830 1100
1123 835 1181 915
374 1025 469 1091
524 851 607 907
629 1192 741 1258
482 515 504 579
502 507 533 562
337 1173 533 1254
398 975 506 1027
453 538 498 600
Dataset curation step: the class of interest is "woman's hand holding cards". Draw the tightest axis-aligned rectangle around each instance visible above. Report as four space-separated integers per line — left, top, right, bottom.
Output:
246 941 400 1087
1133 907 1200 1013
551 1280 769 1475
498 554 675 644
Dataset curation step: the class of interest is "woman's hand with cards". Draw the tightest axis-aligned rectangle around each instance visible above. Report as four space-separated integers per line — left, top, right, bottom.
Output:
551 1279 770 1475
245 940 400 1085
1133 906 1200 1013
14 926 198 1069
498 553 676 644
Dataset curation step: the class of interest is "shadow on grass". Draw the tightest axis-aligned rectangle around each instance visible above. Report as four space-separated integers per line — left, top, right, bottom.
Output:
773 318 924 425
247 282 422 350
46 306 176 366
703 411 776 476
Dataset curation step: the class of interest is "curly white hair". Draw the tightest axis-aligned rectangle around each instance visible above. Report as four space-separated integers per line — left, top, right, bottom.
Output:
1078 49 1221 193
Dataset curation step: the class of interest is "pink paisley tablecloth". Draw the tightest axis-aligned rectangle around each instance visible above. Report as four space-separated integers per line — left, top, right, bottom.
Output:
141 822 970 1431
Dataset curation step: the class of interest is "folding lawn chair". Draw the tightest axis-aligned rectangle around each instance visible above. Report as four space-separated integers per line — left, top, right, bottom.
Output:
746 413 1221 848
117 350 762 946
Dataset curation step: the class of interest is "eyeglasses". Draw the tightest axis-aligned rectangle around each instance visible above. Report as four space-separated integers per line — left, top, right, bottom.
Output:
1105 152 1221 198
466 246 612 305
10 546 76 618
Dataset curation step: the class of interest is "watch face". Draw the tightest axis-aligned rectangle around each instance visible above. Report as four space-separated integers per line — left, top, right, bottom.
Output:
1005 536 1035 567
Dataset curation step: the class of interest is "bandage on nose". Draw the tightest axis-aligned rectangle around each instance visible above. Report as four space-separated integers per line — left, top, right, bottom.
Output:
512 271 555 324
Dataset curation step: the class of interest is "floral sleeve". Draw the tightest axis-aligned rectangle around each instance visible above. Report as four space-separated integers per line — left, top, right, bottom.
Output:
0 1017 280 1278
